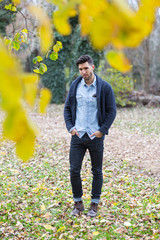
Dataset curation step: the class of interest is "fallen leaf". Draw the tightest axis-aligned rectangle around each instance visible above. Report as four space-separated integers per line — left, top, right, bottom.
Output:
16 221 24 230
124 221 132 227
114 227 127 234
41 203 46 211
44 224 55 230
92 231 100 236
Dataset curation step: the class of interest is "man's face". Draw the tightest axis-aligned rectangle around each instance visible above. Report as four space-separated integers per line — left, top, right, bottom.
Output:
78 62 95 82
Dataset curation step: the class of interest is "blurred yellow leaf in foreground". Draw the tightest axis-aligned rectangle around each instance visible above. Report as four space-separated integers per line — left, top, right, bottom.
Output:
12 0 21 5
106 50 132 73
0 39 38 161
53 0 78 35
52 0 160 72
29 6 53 53
22 73 39 107
39 88 52 114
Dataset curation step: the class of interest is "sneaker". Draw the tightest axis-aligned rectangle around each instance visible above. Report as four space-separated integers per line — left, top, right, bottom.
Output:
87 202 98 217
71 201 84 216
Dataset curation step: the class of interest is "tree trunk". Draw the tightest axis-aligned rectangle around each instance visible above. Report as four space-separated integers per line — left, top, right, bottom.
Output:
143 38 151 93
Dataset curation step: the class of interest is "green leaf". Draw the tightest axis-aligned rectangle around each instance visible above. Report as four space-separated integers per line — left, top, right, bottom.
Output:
50 52 58 61
33 57 37 64
14 33 20 41
5 38 12 46
39 63 47 75
32 56 43 64
12 40 20 51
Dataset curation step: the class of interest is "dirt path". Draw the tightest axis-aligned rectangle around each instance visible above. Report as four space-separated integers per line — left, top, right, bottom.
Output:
105 129 160 181
31 105 160 182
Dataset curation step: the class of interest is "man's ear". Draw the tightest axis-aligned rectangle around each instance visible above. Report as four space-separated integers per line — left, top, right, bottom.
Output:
92 65 95 70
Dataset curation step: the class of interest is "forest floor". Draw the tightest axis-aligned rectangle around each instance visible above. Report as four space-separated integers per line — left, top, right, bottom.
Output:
0 105 160 239
34 105 160 181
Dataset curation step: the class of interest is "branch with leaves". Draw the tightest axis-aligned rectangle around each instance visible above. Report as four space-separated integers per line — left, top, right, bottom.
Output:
33 41 62 75
0 1 63 161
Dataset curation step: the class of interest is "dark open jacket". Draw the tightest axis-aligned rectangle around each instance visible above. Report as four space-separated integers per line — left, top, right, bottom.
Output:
64 73 117 135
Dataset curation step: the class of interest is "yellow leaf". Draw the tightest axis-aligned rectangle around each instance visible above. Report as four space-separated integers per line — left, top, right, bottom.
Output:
12 0 21 5
106 50 132 73
90 1 134 49
88 15 112 49
110 0 157 48
57 226 66 232
41 204 46 211
3 109 25 141
39 88 52 114
79 0 108 36
29 6 53 53
21 35 25 43
0 43 22 108
16 129 36 161
5 4 17 11
36 0 160 51
112 0 134 15
21 73 39 107
44 224 54 230
53 0 78 35
92 231 100 236
3 108 37 143
53 41 62 52
1 152 6 155
21 29 28 33
33 69 40 74
0 38 38 161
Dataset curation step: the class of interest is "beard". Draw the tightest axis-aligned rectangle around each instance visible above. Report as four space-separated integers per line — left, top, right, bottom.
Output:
83 72 93 81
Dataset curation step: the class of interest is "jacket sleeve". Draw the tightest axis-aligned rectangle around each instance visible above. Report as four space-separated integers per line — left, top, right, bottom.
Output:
99 85 117 135
64 90 75 132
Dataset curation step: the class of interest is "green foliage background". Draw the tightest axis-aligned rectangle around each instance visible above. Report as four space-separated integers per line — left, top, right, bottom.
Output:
98 65 135 107
0 0 16 36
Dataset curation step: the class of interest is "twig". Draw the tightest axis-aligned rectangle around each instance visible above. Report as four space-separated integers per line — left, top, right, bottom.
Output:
17 9 32 52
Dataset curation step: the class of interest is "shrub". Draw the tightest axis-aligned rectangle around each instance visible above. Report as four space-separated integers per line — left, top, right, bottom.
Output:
98 67 135 107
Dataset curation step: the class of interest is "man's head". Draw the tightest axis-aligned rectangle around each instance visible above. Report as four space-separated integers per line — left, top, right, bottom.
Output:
76 55 95 83
76 55 93 66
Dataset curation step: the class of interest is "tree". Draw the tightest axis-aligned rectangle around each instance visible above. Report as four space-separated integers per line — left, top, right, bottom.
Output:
125 13 160 94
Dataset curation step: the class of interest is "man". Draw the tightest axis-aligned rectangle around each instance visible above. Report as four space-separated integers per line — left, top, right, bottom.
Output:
64 55 116 217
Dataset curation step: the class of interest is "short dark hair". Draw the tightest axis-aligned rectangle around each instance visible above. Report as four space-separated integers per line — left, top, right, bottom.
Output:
76 55 93 66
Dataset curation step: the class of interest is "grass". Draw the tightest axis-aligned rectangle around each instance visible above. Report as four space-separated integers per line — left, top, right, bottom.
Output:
0 106 160 239
114 106 160 135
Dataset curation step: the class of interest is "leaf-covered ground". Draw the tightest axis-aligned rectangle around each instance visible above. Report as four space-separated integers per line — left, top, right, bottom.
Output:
0 105 160 239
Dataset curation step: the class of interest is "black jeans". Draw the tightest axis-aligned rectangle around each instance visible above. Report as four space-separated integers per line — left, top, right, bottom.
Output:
69 133 104 200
